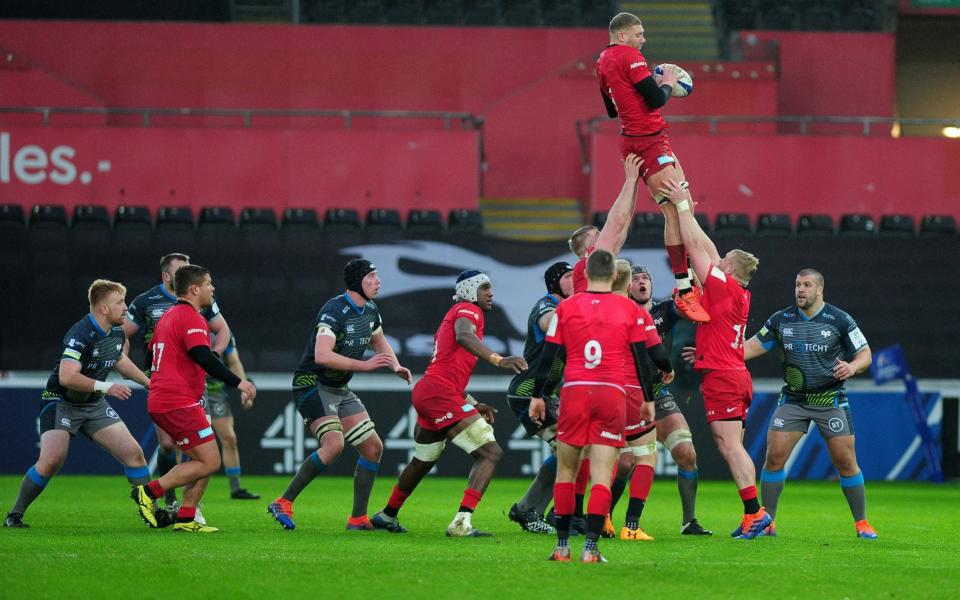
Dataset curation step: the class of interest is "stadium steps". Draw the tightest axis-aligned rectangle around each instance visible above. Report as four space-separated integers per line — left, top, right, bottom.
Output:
619 0 721 61
480 197 583 242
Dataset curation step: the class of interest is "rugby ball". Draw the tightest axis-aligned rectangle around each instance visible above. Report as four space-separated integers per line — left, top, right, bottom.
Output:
653 64 693 97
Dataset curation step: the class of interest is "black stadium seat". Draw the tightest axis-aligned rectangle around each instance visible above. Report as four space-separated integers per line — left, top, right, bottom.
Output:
694 212 710 233
155 206 195 250
199 206 235 230
448 209 483 235
281 208 322 267
30 203 68 229
920 215 956 237
407 209 444 237
113 205 153 247
240 208 279 268
632 211 665 236
756 213 792 237
0 204 27 289
879 215 915 237
797 214 834 237
72 205 111 262
714 212 752 237
365 208 403 233
240 207 277 231
325 207 362 232
839 213 876 237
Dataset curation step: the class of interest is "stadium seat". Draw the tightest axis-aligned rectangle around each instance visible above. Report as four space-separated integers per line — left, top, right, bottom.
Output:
797 214 834 237
0 204 24 229
325 208 362 232
502 0 539 26
282 207 320 230
592 211 607 229
920 215 957 237
239 208 279 268
632 211 665 235
384 0 424 24
72 205 111 253
240 207 277 231
113 205 153 246
366 208 403 233
756 213 792 237
30 204 68 229
407 209 444 237
540 0 580 27
878 214 915 237
448 209 483 235
281 208 322 266
462 0 499 25
422 0 463 25
714 212 752 237
155 206 196 250
199 206 236 230
839 213 876 237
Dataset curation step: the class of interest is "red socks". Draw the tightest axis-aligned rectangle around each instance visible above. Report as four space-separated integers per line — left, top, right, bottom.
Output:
553 482 575 516
666 244 688 276
460 488 483 512
387 485 411 511
586 484 612 516
630 464 655 500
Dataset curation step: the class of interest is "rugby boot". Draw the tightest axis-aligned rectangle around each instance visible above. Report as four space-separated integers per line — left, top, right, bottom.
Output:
267 498 296 530
130 485 158 528
346 515 375 531
194 503 207 526
3 513 28 528
154 507 174 529
680 519 713 535
371 510 407 533
579 549 609 563
735 508 772 540
445 512 493 537
548 546 572 562
172 520 220 533
509 503 555 534
231 488 261 500
855 520 878 539
620 526 654 541
601 514 616 538
758 520 776 537
673 286 710 323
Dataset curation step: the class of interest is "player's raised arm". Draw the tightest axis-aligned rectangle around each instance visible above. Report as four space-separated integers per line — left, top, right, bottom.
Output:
594 154 643 255
660 178 719 283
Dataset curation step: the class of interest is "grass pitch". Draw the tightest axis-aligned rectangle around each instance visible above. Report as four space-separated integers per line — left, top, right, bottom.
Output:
1 475 957 599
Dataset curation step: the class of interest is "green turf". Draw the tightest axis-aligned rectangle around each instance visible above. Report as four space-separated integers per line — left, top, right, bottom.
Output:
1 475 958 599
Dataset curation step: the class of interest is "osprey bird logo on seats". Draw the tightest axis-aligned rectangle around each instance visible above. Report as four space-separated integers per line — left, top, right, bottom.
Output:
341 242 672 333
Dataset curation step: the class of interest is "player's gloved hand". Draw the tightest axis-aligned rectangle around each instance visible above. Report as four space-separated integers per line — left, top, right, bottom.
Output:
681 346 697 365
499 356 528 373
394 364 413 385
528 397 546 427
363 353 396 372
660 370 675 385
476 403 498 424
107 383 133 401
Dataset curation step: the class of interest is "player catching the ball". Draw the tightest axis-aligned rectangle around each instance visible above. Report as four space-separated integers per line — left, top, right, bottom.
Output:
597 12 709 324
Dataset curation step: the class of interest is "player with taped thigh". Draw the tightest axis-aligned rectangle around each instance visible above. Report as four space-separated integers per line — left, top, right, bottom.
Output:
621 264 712 535
597 12 708 323
5 280 154 529
743 269 876 539
267 259 411 531
529 250 663 563
371 270 527 537
204 334 258 500
506 262 575 535
605 260 674 541
123 252 233 512
661 178 769 540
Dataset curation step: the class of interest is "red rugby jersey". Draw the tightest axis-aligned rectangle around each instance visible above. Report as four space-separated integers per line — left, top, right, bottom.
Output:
422 302 484 393
596 44 667 136
546 292 645 388
623 304 663 388
694 264 751 371
147 302 211 413
572 245 595 294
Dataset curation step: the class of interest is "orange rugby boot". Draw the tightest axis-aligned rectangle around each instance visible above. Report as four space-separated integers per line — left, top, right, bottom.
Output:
855 520 878 539
601 514 616 538
673 287 710 323
619 526 655 541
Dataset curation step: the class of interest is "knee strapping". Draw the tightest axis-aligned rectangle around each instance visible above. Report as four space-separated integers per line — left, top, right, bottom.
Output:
344 418 376 447
630 440 659 457
452 418 497 454
664 428 693 451
314 419 343 443
413 440 445 462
